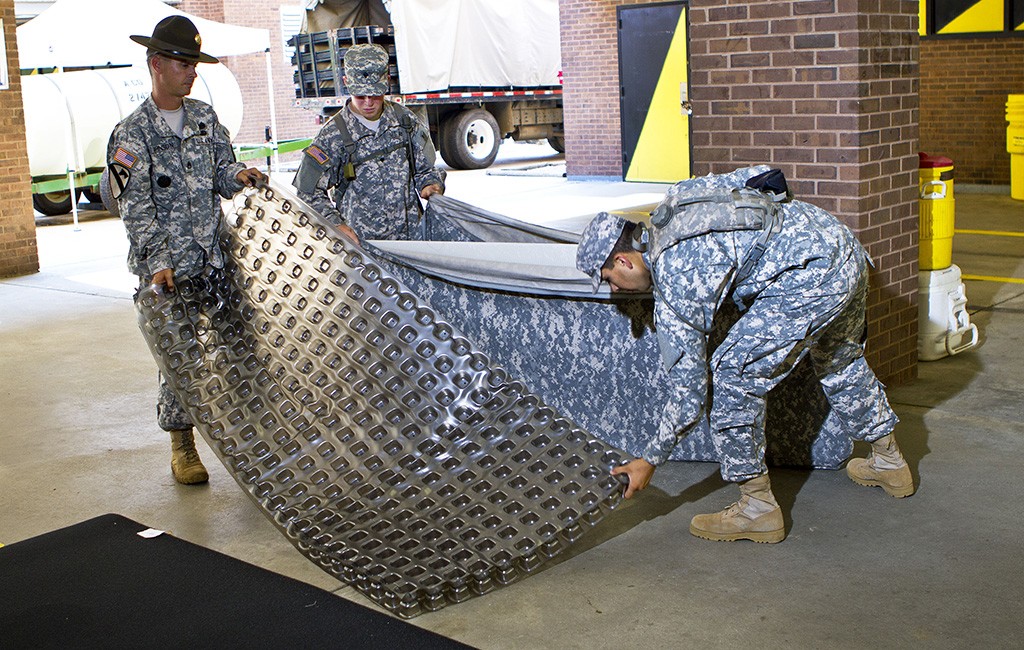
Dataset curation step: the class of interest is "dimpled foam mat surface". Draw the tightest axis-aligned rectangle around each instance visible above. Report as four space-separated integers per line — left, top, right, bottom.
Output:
133 183 628 618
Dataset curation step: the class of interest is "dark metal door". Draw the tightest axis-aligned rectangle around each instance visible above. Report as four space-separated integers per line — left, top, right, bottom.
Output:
618 2 691 182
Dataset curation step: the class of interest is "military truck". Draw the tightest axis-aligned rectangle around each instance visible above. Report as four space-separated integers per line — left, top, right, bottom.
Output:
290 0 564 170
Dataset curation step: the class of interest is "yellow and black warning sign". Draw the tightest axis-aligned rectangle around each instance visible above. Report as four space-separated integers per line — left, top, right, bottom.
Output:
922 0 1024 35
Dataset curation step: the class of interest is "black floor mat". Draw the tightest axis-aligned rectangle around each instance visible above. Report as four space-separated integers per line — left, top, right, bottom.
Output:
0 514 472 649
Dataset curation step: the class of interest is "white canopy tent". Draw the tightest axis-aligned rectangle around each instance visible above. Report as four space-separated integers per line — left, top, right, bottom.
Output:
17 0 282 225
16 0 271 68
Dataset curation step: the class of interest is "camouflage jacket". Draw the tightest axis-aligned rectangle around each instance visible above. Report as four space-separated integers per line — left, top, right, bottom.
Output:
642 173 870 466
292 100 445 240
107 96 244 280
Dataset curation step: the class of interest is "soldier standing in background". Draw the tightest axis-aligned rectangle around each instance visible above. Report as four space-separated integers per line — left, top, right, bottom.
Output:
107 15 265 484
575 167 915 543
293 44 445 242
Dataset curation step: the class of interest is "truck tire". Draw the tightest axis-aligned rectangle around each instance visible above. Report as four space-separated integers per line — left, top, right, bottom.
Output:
32 189 81 216
441 109 500 170
547 136 565 153
82 187 103 204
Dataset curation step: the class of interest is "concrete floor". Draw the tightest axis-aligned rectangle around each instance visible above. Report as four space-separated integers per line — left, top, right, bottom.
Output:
2 146 1023 648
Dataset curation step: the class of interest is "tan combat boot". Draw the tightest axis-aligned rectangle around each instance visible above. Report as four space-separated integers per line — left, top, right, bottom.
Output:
170 429 209 485
846 433 914 498
689 474 785 543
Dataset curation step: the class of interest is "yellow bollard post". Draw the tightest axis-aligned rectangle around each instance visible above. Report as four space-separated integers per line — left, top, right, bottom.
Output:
1008 94 1024 201
918 152 955 271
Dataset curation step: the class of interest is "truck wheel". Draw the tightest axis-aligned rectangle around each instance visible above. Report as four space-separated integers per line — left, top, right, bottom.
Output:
82 187 103 204
547 136 565 153
442 109 500 170
32 189 81 216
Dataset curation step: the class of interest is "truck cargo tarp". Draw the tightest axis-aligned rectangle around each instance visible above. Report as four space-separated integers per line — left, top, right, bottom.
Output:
303 0 392 32
390 0 561 92
303 0 560 92
17 0 271 69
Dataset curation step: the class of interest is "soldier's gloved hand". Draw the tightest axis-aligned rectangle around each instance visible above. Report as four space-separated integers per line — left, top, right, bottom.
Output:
612 458 656 499
236 167 267 188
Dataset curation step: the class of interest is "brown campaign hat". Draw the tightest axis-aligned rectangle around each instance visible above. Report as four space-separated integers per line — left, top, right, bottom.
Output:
130 15 218 64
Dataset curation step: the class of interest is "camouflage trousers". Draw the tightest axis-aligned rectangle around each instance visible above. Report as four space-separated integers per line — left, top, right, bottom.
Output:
710 260 899 482
157 371 193 432
135 277 196 433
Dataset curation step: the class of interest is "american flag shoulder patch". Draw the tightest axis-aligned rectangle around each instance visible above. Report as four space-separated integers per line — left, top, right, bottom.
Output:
113 147 137 168
305 145 329 165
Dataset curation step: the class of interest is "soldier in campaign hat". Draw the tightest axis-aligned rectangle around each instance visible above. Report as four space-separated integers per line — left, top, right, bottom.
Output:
293 44 445 242
107 16 265 485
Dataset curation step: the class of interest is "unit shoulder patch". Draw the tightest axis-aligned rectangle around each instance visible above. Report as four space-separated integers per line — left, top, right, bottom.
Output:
108 162 131 200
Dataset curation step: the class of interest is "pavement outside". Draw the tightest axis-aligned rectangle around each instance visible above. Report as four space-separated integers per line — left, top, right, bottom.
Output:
2 142 1023 648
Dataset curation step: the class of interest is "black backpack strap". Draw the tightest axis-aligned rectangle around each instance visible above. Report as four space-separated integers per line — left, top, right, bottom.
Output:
394 105 424 232
334 103 418 168
330 109 359 155
735 203 783 282
329 110 360 181
735 169 790 280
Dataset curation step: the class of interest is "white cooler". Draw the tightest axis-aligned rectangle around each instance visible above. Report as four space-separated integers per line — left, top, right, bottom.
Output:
918 264 979 361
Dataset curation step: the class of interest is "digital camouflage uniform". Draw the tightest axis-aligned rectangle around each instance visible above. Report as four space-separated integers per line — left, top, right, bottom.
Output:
292 44 444 240
292 101 444 240
581 167 899 483
107 95 245 431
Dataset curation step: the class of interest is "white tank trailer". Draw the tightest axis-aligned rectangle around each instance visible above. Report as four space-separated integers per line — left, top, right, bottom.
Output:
23 63 243 215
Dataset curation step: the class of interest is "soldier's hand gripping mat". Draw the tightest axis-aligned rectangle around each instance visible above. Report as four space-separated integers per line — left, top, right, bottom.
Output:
134 182 628 618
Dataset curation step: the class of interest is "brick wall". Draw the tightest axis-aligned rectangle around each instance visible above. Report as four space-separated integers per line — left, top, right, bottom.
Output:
560 0 920 385
182 0 224 22
559 0 644 178
920 36 1024 185
0 0 38 278
179 0 320 151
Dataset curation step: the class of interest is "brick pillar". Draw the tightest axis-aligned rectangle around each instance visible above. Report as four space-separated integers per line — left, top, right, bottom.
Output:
0 0 38 279
559 0 919 384
559 0 644 178
690 0 919 383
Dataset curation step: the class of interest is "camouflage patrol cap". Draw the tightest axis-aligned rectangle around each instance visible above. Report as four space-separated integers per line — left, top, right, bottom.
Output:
344 44 390 96
576 211 629 292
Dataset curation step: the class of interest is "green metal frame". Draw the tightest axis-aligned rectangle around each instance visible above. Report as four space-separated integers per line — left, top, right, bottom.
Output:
31 172 103 195
235 137 313 162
